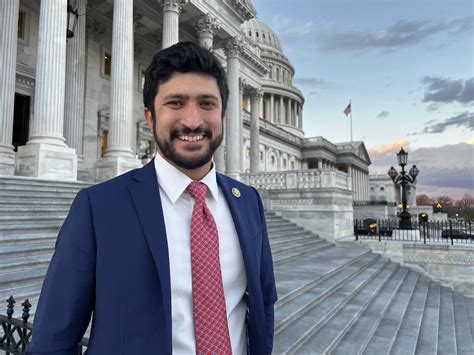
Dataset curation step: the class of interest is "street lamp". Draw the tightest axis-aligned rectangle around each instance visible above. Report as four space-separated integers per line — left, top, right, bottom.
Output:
388 147 420 229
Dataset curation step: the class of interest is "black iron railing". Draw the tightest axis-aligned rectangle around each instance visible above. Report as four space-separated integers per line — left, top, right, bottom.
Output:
354 219 473 245
0 296 88 354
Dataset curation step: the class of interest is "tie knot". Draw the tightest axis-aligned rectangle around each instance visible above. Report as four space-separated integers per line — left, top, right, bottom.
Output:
187 181 208 204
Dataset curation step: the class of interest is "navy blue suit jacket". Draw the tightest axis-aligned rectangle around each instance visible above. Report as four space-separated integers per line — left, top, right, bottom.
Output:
26 160 277 354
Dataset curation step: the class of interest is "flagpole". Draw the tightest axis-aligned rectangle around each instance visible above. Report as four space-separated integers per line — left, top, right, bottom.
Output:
349 99 353 142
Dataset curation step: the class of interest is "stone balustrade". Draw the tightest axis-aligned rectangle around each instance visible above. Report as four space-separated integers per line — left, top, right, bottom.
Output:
241 169 350 190
303 136 338 151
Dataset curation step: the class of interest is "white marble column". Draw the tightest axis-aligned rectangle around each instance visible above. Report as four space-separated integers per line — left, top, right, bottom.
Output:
288 98 293 126
270 94 274 123
16 0 78 180
347 165 353 190
160 0 187 49
238 78 246 173
279 96 284 124
194 13 220 51
0 0 20 175
224 37 243 179
293 100 297 126
64 0 86 167
249 88 262 173
95 0 141 181
299 104 303 129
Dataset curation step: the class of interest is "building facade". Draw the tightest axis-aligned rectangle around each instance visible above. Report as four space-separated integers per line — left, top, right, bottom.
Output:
1 0 371 202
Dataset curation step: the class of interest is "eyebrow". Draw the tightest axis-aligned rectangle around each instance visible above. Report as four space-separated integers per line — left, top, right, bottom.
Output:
162 93 220 101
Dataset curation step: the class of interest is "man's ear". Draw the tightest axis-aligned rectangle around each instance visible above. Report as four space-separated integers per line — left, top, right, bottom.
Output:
144 107 154 129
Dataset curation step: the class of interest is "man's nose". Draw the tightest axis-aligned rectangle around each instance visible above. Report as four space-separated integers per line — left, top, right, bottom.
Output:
181 103 203 130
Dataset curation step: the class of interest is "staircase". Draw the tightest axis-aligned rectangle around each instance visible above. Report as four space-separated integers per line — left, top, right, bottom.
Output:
0 176 89 316
266 211 474 354
0 181 473 354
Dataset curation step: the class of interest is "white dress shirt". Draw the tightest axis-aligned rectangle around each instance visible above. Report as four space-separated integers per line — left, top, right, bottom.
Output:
154 153 247 354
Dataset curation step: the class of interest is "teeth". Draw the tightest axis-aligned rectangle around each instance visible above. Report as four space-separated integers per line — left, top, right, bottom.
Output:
177 135 204 142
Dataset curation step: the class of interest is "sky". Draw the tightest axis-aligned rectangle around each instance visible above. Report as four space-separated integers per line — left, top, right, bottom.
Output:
251 0 473 199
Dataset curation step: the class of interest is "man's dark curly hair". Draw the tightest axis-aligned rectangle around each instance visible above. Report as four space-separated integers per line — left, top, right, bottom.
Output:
143 41 229 119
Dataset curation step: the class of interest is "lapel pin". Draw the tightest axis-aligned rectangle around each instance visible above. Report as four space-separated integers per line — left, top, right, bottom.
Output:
232 187 241 198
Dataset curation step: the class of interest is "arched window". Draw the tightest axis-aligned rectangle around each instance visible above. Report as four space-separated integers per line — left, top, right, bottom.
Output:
276 67 279 81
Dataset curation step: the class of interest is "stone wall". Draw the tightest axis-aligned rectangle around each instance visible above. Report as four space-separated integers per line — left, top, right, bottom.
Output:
260 188 354 243
354 205 396 220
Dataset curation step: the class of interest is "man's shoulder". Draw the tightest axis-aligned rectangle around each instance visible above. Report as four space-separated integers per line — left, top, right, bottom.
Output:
82 163 150 197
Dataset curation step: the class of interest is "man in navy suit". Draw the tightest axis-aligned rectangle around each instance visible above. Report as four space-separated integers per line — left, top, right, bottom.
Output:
27 42 277 354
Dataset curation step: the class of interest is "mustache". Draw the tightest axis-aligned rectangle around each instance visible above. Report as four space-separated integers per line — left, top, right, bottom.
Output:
170 127 212 138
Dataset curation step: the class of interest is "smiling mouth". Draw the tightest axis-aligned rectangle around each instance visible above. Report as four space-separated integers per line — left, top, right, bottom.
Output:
176 134 205 142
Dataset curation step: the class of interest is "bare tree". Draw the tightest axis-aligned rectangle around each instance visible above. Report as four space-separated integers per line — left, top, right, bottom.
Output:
455 194 474 221
416 194 434 206
435 195 454 207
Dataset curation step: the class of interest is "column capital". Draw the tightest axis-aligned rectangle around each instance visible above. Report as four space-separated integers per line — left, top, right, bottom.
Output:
224 36 244 58
194 13 221 37
159 0 188 13
239 77 248 92
249 88 263 103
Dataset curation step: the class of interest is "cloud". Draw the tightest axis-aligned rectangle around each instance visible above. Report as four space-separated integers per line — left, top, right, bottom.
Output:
294 77 335 88
316 16 472 53
319 19 446 52
421 111 474 134
427 103 439 112
270 16 314 42
367 139 410 156
421 76 474 105
468 137 474 144
449 15 474 35
377 111 390 119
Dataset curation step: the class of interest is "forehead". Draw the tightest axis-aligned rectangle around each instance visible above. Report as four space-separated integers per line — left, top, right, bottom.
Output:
156 72 220 99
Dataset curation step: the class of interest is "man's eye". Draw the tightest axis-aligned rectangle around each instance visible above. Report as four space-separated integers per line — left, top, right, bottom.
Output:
201 101 217 109
166 101 183 107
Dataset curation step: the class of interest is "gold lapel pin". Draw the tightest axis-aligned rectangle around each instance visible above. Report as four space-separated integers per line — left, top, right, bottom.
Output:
232 187 241 198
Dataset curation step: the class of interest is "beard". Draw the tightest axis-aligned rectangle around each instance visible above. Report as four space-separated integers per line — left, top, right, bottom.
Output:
153 122 223 170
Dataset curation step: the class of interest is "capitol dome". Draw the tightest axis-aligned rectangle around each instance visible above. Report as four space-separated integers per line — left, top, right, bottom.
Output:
241 18 283 53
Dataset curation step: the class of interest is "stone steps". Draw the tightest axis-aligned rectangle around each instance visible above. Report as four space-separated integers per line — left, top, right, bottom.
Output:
267 212 473 355
0 176 83 323
273 258 395 353
0 215 67 225
0 232 57 246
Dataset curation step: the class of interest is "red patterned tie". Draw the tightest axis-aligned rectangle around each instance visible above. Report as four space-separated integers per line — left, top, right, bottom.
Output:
187 181 232 354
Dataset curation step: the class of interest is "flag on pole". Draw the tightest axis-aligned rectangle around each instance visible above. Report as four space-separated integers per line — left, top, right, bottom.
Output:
343 103 351 116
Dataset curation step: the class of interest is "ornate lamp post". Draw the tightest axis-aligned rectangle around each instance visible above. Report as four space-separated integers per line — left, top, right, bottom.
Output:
388 148 420 229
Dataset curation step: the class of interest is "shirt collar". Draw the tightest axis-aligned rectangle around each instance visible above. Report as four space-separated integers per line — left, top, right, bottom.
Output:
154 153 218 204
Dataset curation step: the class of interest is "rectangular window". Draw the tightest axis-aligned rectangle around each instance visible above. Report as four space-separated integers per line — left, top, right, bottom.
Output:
18 10 26 40
104 52 112 76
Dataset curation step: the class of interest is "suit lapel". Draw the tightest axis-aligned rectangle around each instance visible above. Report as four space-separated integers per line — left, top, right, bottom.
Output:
127 160 172 352
217 174 258 285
